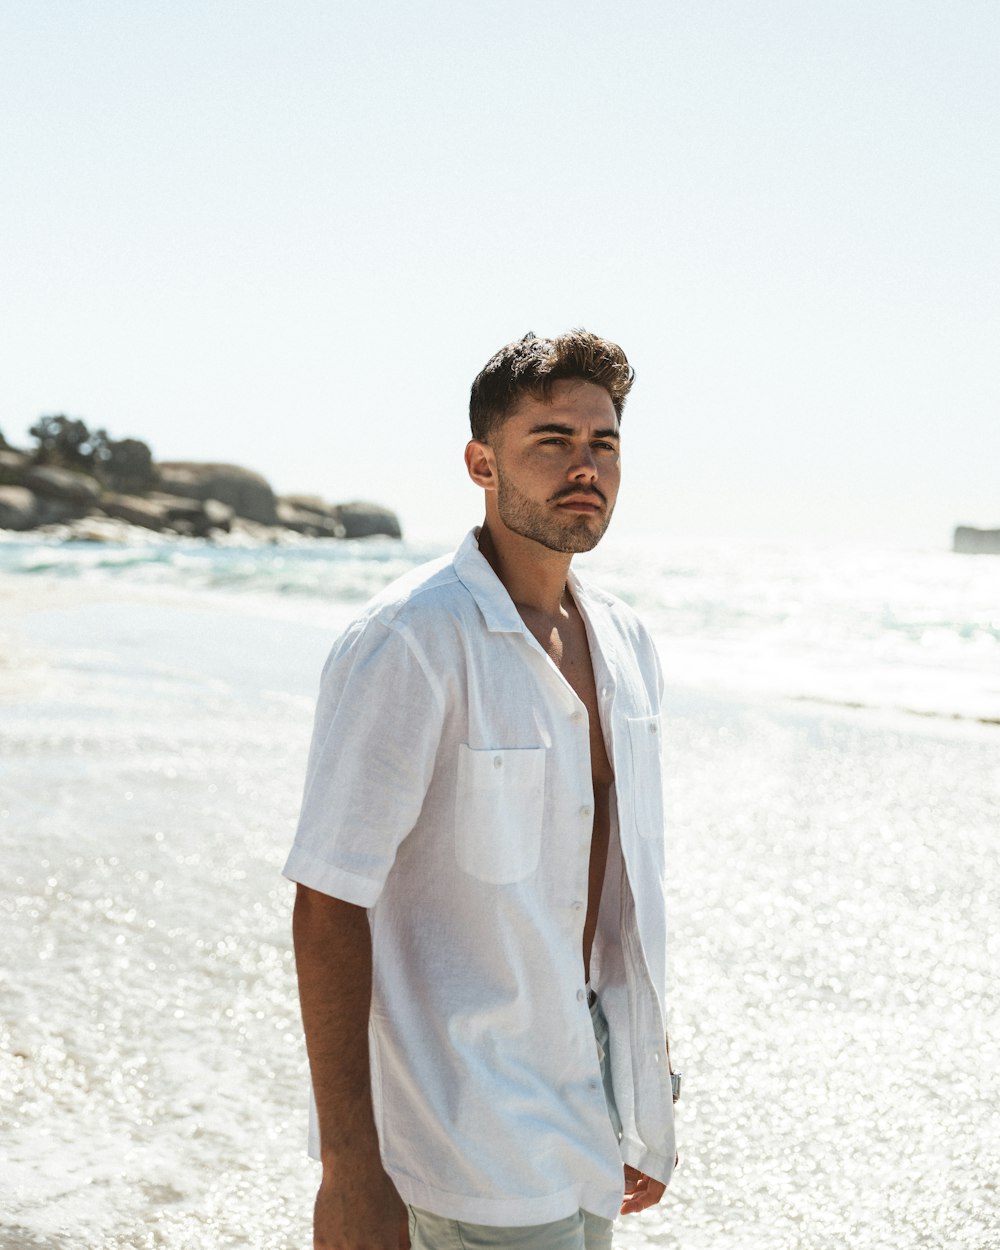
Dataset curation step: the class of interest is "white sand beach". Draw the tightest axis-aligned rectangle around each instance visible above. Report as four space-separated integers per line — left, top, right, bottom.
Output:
2 547 999 1250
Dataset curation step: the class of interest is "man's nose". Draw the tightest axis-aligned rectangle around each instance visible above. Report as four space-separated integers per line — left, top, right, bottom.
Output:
569 447 598 481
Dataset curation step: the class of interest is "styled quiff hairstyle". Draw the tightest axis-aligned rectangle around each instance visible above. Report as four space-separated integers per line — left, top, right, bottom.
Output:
469 329 634 442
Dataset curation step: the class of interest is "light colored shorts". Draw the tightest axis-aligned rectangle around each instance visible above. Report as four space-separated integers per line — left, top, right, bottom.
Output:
408 991 621 1250
408 1207 613 1250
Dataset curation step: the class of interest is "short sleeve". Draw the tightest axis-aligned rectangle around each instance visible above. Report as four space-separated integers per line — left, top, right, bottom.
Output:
282 618 444 906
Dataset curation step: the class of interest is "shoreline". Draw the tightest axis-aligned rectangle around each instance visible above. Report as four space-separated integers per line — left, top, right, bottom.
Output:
5 567 999 741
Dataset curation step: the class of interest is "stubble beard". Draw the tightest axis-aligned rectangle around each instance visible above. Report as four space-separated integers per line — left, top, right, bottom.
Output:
494 462 614 554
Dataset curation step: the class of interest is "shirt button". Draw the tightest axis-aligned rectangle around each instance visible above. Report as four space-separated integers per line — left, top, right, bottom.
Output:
649 722 658 734
571 900 584 911
579 805 592 818
493 756 503 769
577 989 586 1002
570 709 583 722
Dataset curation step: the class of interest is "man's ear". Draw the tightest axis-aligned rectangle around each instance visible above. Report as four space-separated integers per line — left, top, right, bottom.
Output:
465 440 496 491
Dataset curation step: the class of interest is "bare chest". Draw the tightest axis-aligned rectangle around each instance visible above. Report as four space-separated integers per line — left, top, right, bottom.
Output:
519 603 613 787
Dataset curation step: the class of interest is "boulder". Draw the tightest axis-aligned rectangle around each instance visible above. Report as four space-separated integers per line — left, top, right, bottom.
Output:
100 494 173 532
201 498 235 533
0 486 40 530
280 494 340 519
24 465 102 505
104 491 235 536
331 500 403 539
954 526 1000 555
103 437 157 495
155 462 277 525
0 486 90 530
36 496 90 525
146 491 210 521
276 500 346 538
0 449 30 486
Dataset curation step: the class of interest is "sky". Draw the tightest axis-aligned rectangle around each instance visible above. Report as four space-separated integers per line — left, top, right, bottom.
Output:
1 0 998 548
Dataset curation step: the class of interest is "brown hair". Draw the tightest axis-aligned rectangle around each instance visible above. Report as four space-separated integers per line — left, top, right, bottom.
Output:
469 329 634 442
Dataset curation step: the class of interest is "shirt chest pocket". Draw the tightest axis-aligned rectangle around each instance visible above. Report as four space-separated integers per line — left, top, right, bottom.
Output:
455 745 546 884
626 714 665 840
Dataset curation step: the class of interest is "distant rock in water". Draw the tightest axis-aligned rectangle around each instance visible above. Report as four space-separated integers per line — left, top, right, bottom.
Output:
954 526 1000 555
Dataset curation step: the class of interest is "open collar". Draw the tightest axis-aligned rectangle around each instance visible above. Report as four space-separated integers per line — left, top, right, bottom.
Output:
452 528 618 657
452 528 528 634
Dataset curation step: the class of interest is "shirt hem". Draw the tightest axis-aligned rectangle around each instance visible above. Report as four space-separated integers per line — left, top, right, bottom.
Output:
392 1174 622 1226
621 1136 676 1189
282 846 382 908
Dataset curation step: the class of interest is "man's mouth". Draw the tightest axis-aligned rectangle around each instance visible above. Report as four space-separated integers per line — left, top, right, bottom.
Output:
553 490 605 513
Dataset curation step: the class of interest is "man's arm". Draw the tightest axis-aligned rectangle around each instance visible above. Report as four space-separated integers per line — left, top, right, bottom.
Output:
620 1030 678 1215
292 884 409 1250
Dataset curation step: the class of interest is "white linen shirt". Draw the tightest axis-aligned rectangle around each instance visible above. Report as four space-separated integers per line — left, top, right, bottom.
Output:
283 529 676 1225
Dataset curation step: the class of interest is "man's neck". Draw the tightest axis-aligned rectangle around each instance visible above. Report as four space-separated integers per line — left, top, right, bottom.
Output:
476 522 573 619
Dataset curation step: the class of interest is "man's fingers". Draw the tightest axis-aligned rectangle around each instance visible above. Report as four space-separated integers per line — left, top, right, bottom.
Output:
619 1173 667 1215
622 1164 642 1193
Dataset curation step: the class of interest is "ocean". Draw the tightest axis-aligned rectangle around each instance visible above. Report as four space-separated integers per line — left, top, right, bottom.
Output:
4 531 999 724
2 531 999 1249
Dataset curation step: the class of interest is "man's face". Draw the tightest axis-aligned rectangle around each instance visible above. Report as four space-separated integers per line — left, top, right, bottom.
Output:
486 380 621 554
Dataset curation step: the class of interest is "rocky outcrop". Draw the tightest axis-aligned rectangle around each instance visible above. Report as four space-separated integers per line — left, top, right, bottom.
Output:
99 492 233 536
0 486 40 531
333 500 403 540
99 494 174 532
131 493 236 536
24 465 102 506
275 500 346 538
156 463 277 526
275 496 402 539
0 441 402 542
954 526 1000 555
0 484 86 529
0 449 31 484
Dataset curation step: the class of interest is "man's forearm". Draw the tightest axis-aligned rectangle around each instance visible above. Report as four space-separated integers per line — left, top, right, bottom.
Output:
292 886 382 1166
293 886 408 1249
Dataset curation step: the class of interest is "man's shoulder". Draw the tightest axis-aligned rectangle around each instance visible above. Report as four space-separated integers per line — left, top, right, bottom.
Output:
574 571 655 644
347 546 477 640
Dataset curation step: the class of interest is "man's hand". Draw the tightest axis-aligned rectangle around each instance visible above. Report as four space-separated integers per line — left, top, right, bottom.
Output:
619 1165 667 1216
313 1162 409 1250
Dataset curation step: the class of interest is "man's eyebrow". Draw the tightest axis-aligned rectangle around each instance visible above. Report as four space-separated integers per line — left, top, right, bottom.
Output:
528 423 620 440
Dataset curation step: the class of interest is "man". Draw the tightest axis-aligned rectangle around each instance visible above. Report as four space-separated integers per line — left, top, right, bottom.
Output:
285 330 677 1250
